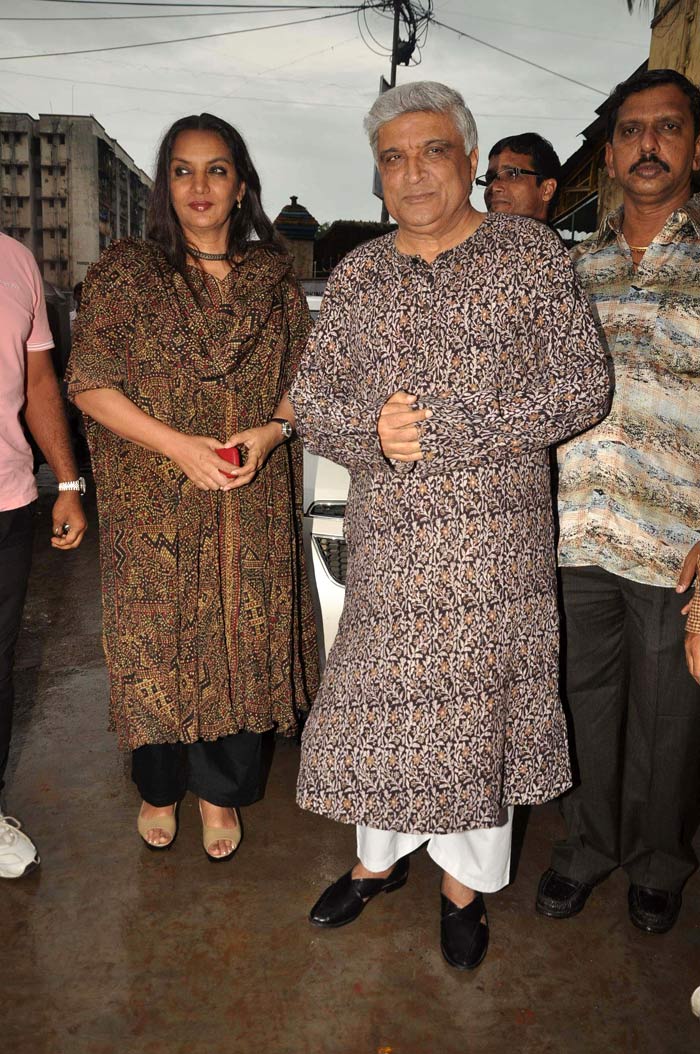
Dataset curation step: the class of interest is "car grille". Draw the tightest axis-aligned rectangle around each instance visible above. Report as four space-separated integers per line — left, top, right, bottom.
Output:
314 536 348 586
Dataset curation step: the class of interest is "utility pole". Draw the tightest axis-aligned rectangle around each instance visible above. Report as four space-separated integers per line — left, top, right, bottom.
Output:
380 1 402 221
373 1 425 221
390 0 401 88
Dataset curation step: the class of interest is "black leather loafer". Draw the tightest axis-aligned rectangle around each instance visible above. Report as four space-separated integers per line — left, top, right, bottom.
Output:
536 868 594 918
440 892 489 970
628 884 681 934
308 855 410 928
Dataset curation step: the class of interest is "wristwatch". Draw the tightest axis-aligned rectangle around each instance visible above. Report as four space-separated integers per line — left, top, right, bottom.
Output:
271 418 294 441
58 477 86 495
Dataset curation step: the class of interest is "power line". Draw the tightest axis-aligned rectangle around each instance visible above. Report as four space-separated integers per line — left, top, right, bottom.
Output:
252 30 358 75
0 64 370 108
0 7 372 62
35 1 359 7
0 61 593 122
448 10 643 49
431 16 608 97
7 1 362 14
1 9 342 20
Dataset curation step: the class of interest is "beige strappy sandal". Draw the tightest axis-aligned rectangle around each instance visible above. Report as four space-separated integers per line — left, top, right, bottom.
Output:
137 803 177 851
198 803 241 863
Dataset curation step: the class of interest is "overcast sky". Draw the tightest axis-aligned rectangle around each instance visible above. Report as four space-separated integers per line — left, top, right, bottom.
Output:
0 0 653 224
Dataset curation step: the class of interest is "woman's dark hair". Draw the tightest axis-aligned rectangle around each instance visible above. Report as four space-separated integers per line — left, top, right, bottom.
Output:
146 112 285 271
606 68 700 142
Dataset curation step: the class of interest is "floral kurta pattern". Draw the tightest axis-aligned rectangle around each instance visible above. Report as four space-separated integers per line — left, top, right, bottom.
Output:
291 214 610 834
67 238 318 750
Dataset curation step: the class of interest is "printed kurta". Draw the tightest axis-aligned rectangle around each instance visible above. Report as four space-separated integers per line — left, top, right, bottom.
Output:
291 213 610 834
67 238 318 750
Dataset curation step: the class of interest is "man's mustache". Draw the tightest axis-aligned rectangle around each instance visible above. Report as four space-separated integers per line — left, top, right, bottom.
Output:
630 153 671 173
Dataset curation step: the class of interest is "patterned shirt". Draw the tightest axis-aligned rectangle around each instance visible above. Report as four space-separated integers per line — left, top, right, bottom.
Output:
557 193 700 590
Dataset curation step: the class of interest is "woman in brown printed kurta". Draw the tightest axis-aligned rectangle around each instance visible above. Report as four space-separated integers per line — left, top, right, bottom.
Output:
67 114 317 857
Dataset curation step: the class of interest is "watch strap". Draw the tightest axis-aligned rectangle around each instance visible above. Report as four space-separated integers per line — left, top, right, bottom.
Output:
58 477 86 495
271 418 294 440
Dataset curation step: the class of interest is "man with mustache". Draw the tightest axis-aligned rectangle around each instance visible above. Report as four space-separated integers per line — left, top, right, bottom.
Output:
537 68 700 935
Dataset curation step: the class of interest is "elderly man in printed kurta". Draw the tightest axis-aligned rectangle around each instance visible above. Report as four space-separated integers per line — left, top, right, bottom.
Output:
289 81 610 970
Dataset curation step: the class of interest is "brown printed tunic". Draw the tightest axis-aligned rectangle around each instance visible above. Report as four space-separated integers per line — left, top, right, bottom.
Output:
67 238 318 750
290 213 610 834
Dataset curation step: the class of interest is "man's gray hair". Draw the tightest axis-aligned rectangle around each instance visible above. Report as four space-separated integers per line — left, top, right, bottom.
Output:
364 81 478 160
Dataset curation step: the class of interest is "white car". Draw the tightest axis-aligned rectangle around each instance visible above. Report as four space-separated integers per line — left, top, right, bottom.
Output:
302 452 349 665
301 291 349 665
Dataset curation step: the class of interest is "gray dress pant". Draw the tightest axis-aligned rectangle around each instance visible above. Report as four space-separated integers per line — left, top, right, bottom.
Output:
551 565 700 893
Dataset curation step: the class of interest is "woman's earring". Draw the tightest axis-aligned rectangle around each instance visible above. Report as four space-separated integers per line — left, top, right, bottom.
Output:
236 199 242 210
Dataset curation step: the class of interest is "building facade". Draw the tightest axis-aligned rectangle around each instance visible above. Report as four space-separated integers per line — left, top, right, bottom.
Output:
273 196 319 279
0 112 151 290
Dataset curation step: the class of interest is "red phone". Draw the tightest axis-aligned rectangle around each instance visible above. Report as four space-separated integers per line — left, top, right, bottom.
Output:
215 446 241 478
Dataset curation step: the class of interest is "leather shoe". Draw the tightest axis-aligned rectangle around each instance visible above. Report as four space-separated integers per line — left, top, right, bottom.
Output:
536 868 593 918
309 856 409 928
628 884 681 934
440 892 489 970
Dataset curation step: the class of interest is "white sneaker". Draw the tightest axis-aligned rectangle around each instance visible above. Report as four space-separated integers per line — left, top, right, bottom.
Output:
0 815 40 879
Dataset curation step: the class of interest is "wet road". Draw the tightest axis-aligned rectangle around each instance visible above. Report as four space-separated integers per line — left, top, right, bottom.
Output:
2 472 699 1053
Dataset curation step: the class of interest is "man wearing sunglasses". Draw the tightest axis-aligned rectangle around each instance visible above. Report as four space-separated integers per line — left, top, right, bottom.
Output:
478 132 561 223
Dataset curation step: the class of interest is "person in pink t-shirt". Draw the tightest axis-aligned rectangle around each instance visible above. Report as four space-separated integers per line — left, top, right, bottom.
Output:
0 232 87 879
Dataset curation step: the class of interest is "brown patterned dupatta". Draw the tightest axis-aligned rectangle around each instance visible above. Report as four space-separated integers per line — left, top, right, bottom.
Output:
67 237 317 749
146 241 296 436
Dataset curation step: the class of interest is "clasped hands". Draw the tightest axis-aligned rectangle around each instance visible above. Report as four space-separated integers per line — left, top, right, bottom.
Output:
377 391 433 462
169 390 433 488
168 422 282 492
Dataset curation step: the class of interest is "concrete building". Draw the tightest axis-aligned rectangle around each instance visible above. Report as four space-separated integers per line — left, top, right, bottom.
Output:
0 112 151 290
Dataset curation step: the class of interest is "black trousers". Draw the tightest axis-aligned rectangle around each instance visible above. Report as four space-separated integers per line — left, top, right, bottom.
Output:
131 730 262 808
551 565 700 893
0 503 35 799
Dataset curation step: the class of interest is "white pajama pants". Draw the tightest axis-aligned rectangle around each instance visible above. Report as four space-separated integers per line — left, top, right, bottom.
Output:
356 806 514 893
